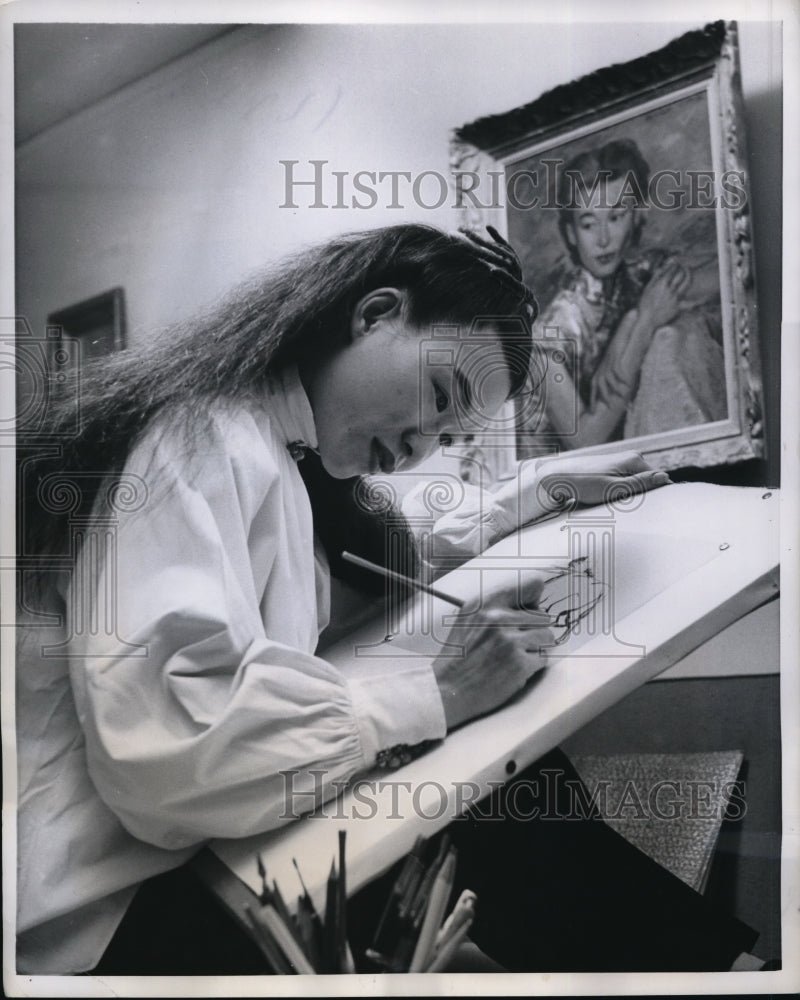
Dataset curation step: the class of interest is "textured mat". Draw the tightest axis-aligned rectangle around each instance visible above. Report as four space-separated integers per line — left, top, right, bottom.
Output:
570 751 745 892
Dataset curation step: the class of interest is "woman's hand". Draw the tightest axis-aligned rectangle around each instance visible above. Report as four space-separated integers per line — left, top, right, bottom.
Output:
532 450 670 510
432 577 554 730
590 261 691 412
491 452 670 533
637 259 691 331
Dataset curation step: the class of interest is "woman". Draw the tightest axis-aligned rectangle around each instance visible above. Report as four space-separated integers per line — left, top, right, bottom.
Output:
16 224 742 975
523 139 727 450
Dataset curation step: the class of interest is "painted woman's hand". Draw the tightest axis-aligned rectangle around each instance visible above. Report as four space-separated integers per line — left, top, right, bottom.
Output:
637 259 691 331
532 450 671 509
432 576 554 730
591 261 691 412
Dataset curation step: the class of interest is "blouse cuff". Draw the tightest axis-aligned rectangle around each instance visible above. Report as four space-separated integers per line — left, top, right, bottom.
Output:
346 662 447 767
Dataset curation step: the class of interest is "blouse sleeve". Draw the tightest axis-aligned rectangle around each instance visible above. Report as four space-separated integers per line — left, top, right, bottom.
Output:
401 466 558 564
67 413 446 850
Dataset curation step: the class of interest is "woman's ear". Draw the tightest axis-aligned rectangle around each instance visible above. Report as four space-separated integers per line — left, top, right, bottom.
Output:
350 287 406 339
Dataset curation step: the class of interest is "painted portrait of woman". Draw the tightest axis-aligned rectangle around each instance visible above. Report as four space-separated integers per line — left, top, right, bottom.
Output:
503 87 734 459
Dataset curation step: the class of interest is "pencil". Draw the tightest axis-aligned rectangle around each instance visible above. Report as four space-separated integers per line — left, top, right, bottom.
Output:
399 858 425 919
293 857 324 963
412 835 451 922
425 916 474 973
341 551 465 608
371 841 428 969
434 888 477 950
371 836 423 953
323 859 338 973
337 830 356 973
295 897 320 972
256 853 269 903
271 879 308 955
409 848 457 972
388 865 427 971
270 878 292 925
244 903 293 975
259 902 317 975
408 838 447 926
337 831 347 964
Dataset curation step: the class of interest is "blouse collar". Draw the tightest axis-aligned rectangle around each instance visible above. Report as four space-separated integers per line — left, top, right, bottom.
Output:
264 366 319 455
576 267 607 305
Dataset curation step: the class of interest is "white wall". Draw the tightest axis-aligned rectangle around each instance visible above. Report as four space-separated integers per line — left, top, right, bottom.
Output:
15 20 782 477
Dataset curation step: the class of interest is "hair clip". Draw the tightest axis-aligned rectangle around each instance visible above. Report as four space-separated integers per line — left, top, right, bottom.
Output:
458 225 524 280
457 226 537 322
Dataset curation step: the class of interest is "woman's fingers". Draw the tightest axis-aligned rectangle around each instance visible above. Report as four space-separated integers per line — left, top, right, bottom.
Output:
595 366 630 404
614 469 671 495
641 469 672 489
612 450 651 474
652 264 675 287
434 617 554 729
670 263 689 285
524 638 555 657
523 629 555 675
517 573 546 608
675 270 692 296
659 259 685 282
515 610 555 628
482 574 548 613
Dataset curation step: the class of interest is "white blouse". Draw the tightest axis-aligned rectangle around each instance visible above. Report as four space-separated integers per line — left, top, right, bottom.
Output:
15 368 527 973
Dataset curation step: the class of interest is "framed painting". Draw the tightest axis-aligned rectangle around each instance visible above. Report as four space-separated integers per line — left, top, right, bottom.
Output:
451 21 764 474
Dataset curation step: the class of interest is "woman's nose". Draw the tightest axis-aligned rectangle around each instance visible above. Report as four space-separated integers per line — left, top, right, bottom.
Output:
397 428 438 471
395 430 415 471
597 220 610 247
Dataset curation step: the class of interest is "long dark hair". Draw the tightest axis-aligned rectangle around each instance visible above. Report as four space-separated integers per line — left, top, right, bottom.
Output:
19 224 536 599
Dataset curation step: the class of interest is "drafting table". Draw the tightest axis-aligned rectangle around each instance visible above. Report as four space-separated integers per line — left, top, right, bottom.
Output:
201 483 780 920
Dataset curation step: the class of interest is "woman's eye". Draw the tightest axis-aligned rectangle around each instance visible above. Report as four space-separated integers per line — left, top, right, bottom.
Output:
439 433 454 447
434 383 449 413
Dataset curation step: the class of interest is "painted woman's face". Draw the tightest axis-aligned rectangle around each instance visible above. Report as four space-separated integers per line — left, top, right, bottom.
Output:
564 174 638 280
301 290 512 480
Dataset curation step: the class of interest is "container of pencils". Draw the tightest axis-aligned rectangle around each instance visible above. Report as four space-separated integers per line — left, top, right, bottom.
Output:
244 832 476 974
365 834 476 973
